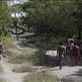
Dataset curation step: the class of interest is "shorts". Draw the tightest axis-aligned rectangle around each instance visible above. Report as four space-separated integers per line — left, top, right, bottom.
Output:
58 53 64 61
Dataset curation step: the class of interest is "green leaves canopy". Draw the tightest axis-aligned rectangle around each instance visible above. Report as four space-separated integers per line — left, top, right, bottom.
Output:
22 0 82 38
0 0 11 36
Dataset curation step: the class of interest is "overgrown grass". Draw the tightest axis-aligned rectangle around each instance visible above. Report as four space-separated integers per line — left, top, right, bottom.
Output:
0 64 6 82
2 36 16 50
24 72 60 82
0 79 6 82
1 36 33 64
8 54 31 64
1 35 66 67
12 64 36 73
0 64 3 73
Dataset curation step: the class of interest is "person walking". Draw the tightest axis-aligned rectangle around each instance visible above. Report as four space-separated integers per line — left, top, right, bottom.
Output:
57 42 65 70
72 42 80 65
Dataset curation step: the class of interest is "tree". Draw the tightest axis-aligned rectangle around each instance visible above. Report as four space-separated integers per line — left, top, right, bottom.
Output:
73 1 82 39
0 0 11 36
23 0 77 38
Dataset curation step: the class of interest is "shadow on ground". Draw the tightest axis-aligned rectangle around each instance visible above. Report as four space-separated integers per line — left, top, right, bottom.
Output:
61 68 82 82
71 69 82 76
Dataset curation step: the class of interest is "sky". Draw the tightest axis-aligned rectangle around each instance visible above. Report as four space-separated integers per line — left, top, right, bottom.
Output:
10 0 28 5
10 0 27 17
11 12 26 18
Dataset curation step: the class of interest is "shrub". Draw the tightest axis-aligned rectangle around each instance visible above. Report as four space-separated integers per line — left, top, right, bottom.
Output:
30 48 46 65
30 36 66 66
9 54 30 64
12 64 36 73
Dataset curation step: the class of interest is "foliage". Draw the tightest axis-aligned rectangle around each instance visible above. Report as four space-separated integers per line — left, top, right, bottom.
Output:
0 79 6 82
23 0 79 37
0 0 11 37
30 36 66 65
12 64 36 73
30 48 46 65
9 54 30 64
10 3 23 25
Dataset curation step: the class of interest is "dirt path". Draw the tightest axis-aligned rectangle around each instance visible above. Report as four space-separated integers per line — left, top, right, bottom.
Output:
46 66 82 82
1 61 82 82
1 60 28 82
44 51 82 82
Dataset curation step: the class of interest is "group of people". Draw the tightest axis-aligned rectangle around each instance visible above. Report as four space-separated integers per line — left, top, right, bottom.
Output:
57 38 82 70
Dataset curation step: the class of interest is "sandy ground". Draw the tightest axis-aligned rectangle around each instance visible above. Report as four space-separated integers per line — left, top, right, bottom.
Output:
1 59 82 82
0 60 28 82
46 65 82 82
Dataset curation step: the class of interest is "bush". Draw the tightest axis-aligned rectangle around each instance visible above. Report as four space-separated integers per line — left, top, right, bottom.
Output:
12 64 36 73
9 54 30 64
30 36 66 66
30 48 46 65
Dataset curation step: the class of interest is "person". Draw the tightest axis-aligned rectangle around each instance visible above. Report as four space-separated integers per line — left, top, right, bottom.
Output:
66 39 74 65
66 39 74 56
79 42 82 58
0 40 3 60
57 42 65 70
72 42 79 65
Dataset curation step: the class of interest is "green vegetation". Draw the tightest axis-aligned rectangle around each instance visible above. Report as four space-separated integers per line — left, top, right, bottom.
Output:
24 72 60 82
0 64 3 73
12 64 36 73
0 65 6 82
22 0 82 39
1 1 82 82
0 79 6 82
2 36 15 49
28 36 66 65
9 54 31 64
0 0 11 37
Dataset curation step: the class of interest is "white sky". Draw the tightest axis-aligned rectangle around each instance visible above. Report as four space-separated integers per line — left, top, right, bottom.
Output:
10 0 27 17
11 12 26 18
10 0 28 5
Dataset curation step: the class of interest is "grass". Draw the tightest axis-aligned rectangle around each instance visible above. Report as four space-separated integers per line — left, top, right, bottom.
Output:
12 63 36 73
1 35 65 64
0 64 3 73
0 79 6 82
1 36 33 64
0 64 6 82
24 72 60 82
23 32 35 36
8 54 32 64
2 36 16 50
